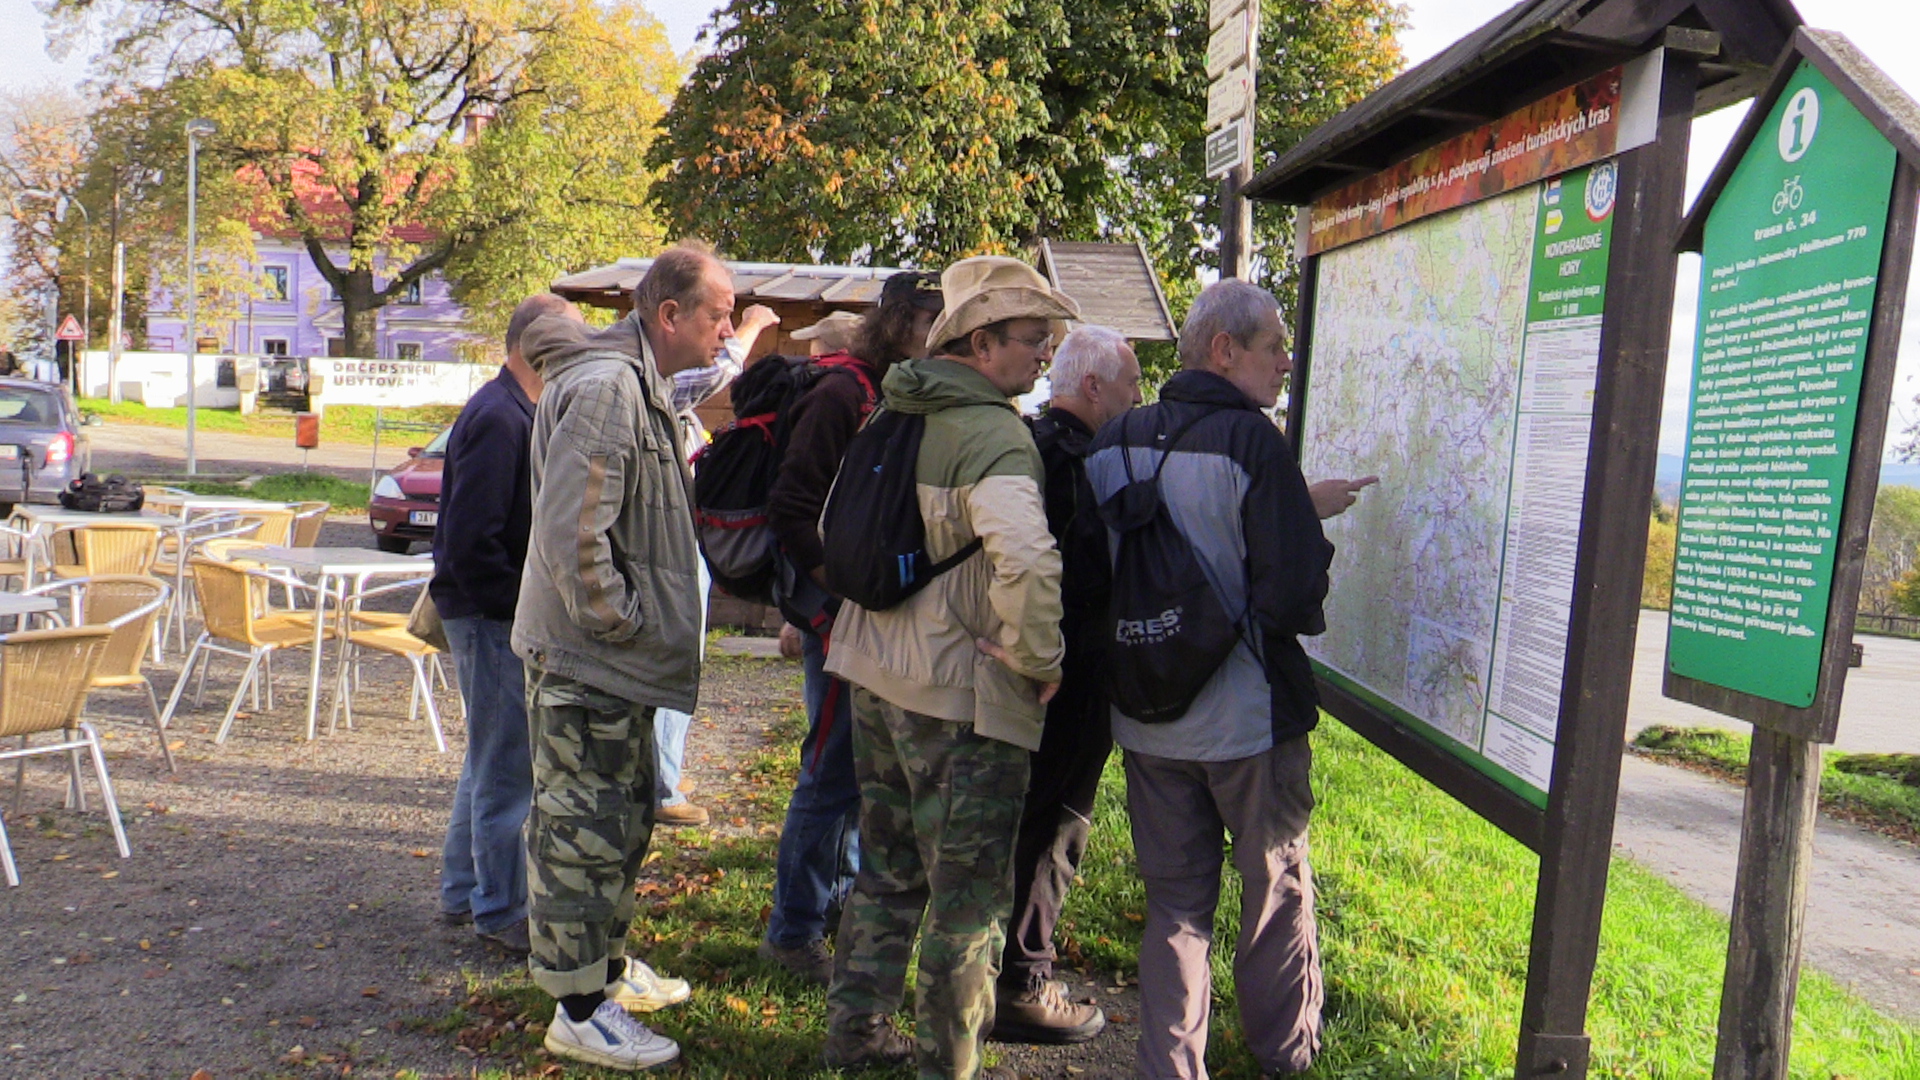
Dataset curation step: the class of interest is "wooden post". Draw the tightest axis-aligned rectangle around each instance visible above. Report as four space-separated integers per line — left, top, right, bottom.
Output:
1513 41 1704 1079
1221 161 1252 280
1713 729 1822 1080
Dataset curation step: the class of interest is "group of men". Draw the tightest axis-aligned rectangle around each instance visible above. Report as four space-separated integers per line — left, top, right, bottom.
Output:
427 241 1372 1079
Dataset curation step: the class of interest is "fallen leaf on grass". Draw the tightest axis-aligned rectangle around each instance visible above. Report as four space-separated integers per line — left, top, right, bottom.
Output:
409 848 431 858
360 987 380 998
189 1071 213 1080
100 871 118 880
724 996 751 1015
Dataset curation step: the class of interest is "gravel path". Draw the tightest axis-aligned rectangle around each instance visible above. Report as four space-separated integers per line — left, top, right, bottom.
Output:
0 518 1146 1078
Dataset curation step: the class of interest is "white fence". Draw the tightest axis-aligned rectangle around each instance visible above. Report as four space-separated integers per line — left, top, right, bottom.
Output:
77 351 494 413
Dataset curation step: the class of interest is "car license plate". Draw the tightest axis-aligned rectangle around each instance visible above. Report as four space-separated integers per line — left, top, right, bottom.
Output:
0 446 17 461
409 510 439 526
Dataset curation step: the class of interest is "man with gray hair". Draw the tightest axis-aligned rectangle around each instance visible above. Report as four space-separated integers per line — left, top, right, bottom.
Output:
511 243 735 1070
1085 279 1372 1077
992 325 1139 1044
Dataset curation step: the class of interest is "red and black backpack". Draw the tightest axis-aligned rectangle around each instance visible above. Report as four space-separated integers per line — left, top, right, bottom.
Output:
692 352 873 604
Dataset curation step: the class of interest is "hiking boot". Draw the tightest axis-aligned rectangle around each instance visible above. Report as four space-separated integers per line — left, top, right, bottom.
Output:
758 936 834 986
476 918 530 957
437 908 472 928
606 958 692 1013
544 1000 680 1070
656 801 710 827
990 979 1105 1044
820 1020 914 1070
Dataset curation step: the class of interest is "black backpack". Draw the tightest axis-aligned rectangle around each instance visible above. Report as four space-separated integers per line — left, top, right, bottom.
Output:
819 407 981 610
1098 409 1247 723
693 353 873 604
58 472 145 513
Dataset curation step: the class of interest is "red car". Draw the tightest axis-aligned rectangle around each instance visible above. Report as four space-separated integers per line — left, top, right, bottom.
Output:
368 427 449 553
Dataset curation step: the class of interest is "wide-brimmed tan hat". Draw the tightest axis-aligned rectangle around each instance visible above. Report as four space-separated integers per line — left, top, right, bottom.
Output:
791 310 862 351
926 256 1080 353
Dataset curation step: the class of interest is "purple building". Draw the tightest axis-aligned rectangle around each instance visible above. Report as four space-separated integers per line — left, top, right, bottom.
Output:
146 234 471 361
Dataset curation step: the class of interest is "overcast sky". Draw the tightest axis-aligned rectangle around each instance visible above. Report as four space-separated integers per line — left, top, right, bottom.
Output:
6 0 1918 456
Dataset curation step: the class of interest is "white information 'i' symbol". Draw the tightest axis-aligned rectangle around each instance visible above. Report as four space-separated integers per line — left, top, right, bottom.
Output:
1779 87 1820 162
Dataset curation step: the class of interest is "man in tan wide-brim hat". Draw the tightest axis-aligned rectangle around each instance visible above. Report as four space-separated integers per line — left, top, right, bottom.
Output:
820 255 1078 1080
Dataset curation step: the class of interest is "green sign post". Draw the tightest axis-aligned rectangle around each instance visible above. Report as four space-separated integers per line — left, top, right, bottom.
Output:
1667 63 1896 707
1666 30 1920 1080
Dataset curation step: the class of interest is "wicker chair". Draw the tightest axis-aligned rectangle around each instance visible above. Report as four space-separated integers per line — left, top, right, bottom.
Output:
46 522 163 580
161 558 333 745
156 513 264 654
22 575 176 772
0 625 119 887
0 522 38 588
237 509 296 547
329 618 449 753
290 502 329 548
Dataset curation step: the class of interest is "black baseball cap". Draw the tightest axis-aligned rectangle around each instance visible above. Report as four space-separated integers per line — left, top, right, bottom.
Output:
880 271 943 312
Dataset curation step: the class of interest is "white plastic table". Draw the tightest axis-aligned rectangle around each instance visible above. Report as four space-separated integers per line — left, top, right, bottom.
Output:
230 545 433 739
0 592 58 619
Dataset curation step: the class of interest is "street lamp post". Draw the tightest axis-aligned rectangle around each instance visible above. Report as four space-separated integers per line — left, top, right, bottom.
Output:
183 117 216 475
61 198 91 396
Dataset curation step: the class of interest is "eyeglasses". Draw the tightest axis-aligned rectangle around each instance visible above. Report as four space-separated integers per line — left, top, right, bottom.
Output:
1006 331 1055 354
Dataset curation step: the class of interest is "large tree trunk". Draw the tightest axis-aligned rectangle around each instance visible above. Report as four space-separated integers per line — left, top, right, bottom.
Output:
340 267 379 358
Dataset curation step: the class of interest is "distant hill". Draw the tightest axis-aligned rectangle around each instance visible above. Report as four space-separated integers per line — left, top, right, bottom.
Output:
1654 454 1920 502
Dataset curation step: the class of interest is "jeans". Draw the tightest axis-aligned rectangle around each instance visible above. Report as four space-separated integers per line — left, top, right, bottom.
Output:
766 628 861 947
654 560 710 808
439 616 532 934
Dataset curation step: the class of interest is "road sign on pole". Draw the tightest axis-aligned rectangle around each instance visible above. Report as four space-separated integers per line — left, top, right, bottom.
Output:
54 314 83 342
1207 119 1249 180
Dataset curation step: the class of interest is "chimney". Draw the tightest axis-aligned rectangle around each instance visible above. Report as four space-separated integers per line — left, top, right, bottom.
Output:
463 106 496 143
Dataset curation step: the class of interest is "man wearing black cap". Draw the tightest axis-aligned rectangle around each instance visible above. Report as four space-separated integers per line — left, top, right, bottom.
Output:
757 270 943 984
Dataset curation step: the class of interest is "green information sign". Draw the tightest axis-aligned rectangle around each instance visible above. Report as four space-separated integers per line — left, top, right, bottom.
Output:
1667 63 1898 706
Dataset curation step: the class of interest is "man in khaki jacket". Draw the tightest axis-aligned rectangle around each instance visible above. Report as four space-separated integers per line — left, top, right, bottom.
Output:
822 256 1076 1080
512 244 731 1072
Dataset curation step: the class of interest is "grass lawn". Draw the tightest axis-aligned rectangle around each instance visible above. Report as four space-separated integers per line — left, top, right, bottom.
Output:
79 398 460 447
168 471 372 511
1634 724 1920 843
442 656 1919 1078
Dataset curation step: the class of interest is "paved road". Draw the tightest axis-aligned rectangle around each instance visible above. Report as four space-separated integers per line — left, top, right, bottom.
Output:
1613 755 1920 1022
87 422 415 482
1628 609 1916 754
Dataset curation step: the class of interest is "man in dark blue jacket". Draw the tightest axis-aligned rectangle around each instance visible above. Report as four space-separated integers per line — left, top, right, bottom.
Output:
432 292 579 954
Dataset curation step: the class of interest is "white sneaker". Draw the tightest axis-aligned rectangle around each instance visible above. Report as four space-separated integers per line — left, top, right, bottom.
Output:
544 1000 680 1070
607 958 693 1013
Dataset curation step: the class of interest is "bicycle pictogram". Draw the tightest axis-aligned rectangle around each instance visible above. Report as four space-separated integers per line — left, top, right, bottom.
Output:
1772 175 1804 215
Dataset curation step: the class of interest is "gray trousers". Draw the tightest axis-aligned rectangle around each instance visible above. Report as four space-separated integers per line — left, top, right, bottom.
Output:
1125 737 1321 1079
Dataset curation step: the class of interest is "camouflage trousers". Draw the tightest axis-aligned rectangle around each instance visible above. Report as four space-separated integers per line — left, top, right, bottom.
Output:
826 686 1029 1080
524 670 658 999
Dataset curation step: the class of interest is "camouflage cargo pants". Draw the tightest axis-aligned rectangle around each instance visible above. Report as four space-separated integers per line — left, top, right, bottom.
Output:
826 686 1029 1080
524 670 658 999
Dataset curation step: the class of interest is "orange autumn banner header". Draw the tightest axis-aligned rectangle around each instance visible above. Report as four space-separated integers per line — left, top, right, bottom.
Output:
1306 59 1659 255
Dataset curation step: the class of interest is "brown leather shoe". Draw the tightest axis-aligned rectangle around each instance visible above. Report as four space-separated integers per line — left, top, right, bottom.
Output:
990 979 1105 1044
820 1019 913 1070
655 801 710 827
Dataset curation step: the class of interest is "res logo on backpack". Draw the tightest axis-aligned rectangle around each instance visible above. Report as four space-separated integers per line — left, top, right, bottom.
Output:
692 353 873 605
1098 410 1248 724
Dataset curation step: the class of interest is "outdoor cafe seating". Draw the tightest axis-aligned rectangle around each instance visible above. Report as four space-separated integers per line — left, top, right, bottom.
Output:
0 624 121 888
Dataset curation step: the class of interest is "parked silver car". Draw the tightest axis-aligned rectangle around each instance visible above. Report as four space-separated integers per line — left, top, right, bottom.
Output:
0 379 90 511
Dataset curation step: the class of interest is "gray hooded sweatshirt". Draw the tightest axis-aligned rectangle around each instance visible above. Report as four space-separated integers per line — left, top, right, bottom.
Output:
510 310 703 712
